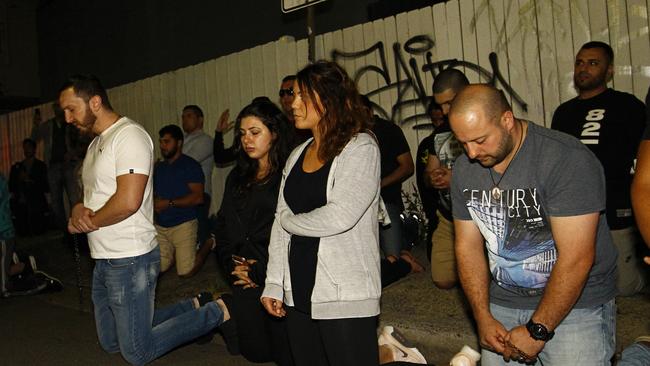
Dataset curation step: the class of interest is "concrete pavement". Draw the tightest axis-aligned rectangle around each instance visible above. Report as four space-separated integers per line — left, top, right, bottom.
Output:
4 231 650 365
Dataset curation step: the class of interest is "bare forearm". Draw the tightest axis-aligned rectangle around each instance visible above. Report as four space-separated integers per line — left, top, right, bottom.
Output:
531 252 593 330
457 241 492 321
380 165 413 188
162 192 204 208
91 196 140 227
633 140 650 247
90 173 148 228
632 184 650 245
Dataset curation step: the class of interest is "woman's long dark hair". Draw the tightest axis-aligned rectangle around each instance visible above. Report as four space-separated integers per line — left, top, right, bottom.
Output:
296 60 371 162
231 100 291 191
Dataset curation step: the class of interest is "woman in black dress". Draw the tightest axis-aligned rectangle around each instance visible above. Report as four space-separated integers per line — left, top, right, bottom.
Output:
212 100 293 365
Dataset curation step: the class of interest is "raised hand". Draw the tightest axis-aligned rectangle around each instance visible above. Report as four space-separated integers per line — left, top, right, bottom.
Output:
216 109 234 133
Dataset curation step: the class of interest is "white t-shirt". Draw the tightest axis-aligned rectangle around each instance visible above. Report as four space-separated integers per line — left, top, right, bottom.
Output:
82 117 157 259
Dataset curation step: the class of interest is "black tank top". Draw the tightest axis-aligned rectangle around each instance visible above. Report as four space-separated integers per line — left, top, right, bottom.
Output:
284 144 333 314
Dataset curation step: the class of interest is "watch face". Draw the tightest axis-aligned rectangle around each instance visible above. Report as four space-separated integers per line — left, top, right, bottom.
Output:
527 320 551 341
532 324 546 338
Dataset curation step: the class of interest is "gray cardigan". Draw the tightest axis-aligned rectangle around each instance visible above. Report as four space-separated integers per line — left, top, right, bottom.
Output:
262 132 382 319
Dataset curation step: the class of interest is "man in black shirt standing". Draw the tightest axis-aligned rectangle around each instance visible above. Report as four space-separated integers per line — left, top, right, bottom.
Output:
362 96 414 259
552 41 646 296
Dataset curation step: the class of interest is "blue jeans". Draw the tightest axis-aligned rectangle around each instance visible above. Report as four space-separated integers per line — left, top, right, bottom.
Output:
379 203 406 257
481 300 616 365
92 247 224 365
618 342 650 366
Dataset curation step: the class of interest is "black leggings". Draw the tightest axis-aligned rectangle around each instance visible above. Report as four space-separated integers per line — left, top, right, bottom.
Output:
380 257 411 287
224 286 294 365
285 306 378 366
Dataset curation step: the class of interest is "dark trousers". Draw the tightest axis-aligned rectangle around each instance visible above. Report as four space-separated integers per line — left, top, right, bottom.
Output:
1 238 15 294
285 306 378 366
48 161 80 231
381 258 411 287
225 286 294 365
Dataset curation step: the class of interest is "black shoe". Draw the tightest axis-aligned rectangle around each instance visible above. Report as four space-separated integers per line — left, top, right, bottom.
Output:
195 291 214 307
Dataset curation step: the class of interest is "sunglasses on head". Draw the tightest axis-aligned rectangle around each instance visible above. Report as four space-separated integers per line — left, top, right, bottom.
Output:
279 88 294 97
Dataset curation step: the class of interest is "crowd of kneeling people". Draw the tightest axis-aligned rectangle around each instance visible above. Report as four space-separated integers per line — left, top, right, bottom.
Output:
39 40 650 365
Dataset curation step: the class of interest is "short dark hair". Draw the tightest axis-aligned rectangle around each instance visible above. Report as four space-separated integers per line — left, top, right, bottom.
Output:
22 138 36 148
580 41 614 64
282 75 296 83
183 105 204 118
432 68 470 94
159 124 184 141
251 96 273 104
59 74 113 110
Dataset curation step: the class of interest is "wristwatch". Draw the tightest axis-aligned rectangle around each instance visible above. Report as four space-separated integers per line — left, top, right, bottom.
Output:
526 319 554 341
168 199 175 208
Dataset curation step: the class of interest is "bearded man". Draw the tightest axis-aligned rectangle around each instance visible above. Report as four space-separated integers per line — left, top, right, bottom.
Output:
552 41 646 296
450 84 617 365
153 124 205 277
60 74 228 365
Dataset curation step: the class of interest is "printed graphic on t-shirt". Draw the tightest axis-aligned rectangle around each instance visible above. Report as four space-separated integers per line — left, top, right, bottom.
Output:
419 147 430 166
580 109 605 145
463 187 557 295
434 131 464 209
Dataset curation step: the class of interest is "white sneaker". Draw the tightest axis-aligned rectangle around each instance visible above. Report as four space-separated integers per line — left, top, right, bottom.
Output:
378 325 427 364
449 345 481 366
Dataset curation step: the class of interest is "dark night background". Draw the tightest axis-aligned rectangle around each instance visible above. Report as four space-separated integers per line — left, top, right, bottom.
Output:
0 0 441 112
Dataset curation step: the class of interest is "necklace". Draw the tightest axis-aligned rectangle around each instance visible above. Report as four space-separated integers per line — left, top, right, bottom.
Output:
489 121 526 201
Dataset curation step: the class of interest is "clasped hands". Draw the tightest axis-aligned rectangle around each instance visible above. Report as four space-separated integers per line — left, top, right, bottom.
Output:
480 317 545 364
68 203 98 234
427 166 451 189
232 259 258 289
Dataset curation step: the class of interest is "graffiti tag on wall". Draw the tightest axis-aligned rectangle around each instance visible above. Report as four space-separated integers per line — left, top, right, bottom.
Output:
332 34 528 129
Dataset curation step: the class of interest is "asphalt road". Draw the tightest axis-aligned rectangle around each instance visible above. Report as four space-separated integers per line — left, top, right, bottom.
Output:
0 295 271 366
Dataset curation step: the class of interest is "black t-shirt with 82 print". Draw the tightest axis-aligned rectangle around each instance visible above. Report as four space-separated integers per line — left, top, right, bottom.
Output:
551 88 646 229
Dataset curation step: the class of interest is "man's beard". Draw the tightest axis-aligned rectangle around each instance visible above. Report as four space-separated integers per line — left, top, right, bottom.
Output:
161 146 178 159
476 129 514 168
574 72 607 93
75 112 97 137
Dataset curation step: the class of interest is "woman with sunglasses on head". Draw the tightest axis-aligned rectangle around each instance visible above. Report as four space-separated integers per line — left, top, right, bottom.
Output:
262 60 382 366
211 100 294 365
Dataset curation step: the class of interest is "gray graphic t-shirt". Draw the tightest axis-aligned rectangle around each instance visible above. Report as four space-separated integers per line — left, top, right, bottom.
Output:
451 122 617 310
